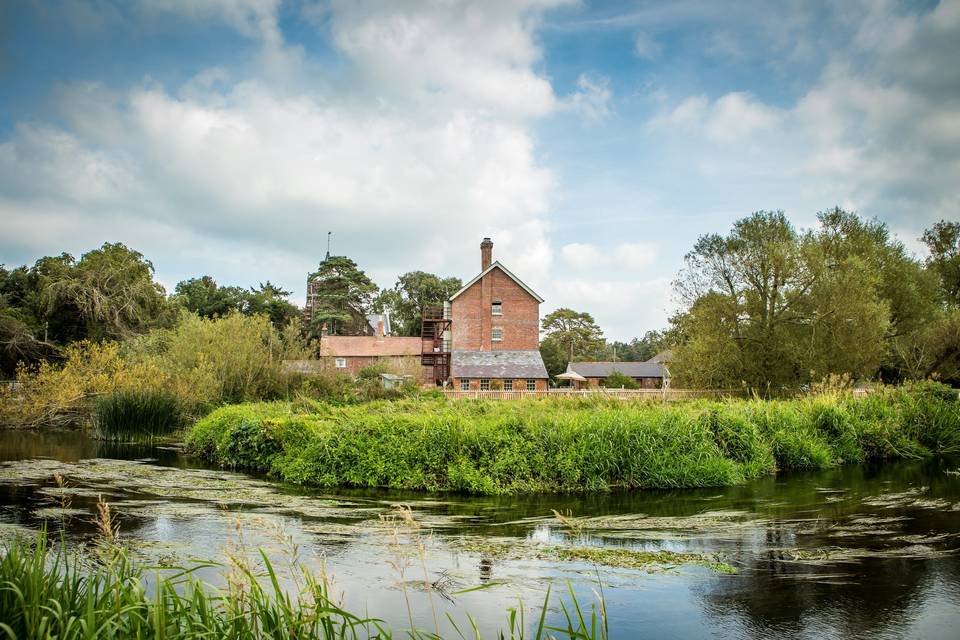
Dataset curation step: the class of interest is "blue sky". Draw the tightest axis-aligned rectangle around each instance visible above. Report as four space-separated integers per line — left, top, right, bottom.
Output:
1 0 957 340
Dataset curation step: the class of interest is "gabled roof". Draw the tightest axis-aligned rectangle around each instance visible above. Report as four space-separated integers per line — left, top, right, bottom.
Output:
319 336 422 357
567 361 668 379
449 261 544 304
366 312 391 335
451 350 549 379
645 349 673 363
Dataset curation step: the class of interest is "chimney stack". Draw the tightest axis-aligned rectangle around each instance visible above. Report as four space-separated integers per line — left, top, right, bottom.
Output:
376 317 384 340
320 323 329 338
480 237 493 271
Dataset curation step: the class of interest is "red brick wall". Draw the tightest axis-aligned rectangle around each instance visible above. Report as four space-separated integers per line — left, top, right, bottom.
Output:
452 377 548 391
450 267 540 351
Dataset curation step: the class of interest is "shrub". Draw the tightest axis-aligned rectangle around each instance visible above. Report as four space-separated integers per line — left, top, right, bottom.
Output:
601 371 639 389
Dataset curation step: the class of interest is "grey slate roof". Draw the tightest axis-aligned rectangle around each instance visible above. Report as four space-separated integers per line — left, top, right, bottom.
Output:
567 361 668 379
451 350 549 379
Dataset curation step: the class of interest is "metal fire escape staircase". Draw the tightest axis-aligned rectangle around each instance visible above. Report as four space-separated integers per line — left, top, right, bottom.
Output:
421 306 451 385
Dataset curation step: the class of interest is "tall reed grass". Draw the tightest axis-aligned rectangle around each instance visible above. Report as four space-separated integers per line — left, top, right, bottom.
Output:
93 390 181 441
185 382 960 495
0 531 606 640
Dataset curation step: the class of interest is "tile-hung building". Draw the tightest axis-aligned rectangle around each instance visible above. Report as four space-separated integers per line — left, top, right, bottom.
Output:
423 238 549 391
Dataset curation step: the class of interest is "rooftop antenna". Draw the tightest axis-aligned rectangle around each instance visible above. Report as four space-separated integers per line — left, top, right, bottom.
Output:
325 231 331 260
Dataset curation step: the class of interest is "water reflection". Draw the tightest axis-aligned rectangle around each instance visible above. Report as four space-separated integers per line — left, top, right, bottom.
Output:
0 430 957 639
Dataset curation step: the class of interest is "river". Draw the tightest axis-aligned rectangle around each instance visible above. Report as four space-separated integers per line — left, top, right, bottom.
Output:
0 429 958 639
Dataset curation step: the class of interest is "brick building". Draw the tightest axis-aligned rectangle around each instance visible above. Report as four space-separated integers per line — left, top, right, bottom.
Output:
565 361 669 389
423 238 549 390
284 318 427 382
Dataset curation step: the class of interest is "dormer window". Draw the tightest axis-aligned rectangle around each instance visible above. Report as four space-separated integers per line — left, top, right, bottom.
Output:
492 300 502 315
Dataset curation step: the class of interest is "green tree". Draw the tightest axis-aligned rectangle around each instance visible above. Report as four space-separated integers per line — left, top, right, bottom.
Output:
670 209 910 391
540 308 605 377
306 256 378 337
606 330 672 362
373 271 462 336
243 281 299 329
922 220 960 306
43 243 168 341
171 276 247 318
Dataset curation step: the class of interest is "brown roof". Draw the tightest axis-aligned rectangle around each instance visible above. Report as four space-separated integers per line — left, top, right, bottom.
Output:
319 336 422 357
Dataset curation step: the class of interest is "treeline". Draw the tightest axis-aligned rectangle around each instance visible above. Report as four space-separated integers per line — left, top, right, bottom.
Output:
540 211 959 390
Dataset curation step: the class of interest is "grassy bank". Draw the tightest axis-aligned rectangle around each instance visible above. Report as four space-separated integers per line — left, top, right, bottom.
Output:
0 532 606 640
185 383 960 495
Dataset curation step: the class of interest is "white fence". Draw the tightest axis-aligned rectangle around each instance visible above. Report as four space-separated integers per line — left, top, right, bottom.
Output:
440 388 740 401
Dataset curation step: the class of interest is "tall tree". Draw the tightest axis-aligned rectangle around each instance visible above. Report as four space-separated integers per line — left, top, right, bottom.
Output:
306 256 378 337
42 243 168 341
922 220 960 307
669 209 912 391
373 271 462 336
540 308 605 377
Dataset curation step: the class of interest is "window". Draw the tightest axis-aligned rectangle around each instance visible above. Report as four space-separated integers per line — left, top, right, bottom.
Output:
492 327 503 342
491 301 502 315
480 379 491 391
526 379 536 391
460 379 470 391
335 358 347 369
504 379 513 391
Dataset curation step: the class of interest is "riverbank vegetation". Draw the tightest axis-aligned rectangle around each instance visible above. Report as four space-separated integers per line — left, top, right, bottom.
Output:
0 531 607 640
185 384 959 495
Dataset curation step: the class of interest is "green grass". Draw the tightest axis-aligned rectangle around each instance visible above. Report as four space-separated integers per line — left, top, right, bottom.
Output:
185 382 960 495
93 390 181 442
0 531 607 640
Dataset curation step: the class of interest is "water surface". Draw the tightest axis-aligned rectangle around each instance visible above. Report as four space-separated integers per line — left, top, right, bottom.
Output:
0 429 958 639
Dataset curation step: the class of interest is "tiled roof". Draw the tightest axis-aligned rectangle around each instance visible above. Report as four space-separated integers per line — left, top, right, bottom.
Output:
319 336 422 357
567 361 668 379
451 350 549 379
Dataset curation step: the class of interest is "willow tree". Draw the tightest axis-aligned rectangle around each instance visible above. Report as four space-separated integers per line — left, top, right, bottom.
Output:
42 243 168 341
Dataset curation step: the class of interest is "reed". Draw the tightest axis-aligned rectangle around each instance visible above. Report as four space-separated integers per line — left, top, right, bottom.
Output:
0 530 607 640
93 390 181 441
185 382 960 495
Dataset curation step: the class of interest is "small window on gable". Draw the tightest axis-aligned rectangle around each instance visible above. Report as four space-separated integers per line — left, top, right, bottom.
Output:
335 358 347 369
491 300 502 315
504 379 513 391
526 379 536 391
460 379 470 391
492 327 503 342
480 379 491 391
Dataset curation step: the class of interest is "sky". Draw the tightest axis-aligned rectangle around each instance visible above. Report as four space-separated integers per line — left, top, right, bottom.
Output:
1 0 958 340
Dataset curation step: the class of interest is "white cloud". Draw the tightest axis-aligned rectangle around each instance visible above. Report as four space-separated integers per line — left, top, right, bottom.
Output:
633 32 661 59
2 0 567 297
562 73 613 121
648 92 782 143
560 242 658 270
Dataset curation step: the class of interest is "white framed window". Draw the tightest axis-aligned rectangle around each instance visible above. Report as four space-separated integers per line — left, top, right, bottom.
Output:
526 379 536 391
504 379 513 391
491 301 502 315
460 379 470 391
480 379 491 391
492 327 503 342
335 358 347 369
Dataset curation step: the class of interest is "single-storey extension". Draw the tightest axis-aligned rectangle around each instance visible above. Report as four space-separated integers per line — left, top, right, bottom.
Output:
565 361 669 389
